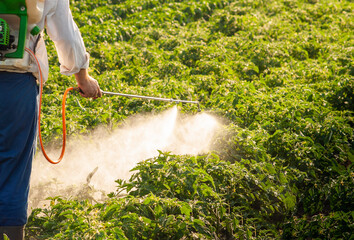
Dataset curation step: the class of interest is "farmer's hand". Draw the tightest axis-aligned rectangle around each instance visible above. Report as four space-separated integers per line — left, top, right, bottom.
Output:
75 69 102 99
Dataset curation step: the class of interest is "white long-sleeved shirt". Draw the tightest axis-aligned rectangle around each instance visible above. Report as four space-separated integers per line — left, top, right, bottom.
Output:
2 0 89 81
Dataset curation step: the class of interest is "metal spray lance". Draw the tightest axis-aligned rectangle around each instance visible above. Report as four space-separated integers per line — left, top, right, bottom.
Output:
99 89 201 112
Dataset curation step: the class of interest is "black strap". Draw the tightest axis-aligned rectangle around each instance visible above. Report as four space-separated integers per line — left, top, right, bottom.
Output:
33 33 42 54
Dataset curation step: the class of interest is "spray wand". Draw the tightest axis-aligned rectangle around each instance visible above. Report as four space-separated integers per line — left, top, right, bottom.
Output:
76 88 200 111
72 87 200 110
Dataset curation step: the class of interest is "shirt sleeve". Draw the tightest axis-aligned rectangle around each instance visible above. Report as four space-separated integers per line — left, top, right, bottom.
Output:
45 0 89 75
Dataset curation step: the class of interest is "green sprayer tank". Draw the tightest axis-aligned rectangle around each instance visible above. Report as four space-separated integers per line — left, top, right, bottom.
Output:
0 0 28 59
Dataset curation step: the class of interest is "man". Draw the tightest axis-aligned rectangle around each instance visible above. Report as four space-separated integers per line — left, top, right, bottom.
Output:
0 0 101 239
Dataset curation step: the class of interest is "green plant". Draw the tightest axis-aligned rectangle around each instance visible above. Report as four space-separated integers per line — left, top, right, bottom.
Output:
27 0 353 238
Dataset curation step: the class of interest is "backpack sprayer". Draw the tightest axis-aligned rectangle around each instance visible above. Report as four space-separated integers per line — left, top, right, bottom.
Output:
0 0 200 165
0 0 28 59
0 0 42 67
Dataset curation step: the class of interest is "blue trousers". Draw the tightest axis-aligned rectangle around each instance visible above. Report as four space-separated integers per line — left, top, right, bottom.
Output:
0 72 38 226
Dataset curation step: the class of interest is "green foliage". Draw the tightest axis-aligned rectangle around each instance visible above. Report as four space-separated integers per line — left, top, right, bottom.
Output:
29 0 353 239
28 153 291 239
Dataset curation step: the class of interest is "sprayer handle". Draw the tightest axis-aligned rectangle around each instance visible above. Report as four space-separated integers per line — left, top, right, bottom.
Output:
72 87 83 93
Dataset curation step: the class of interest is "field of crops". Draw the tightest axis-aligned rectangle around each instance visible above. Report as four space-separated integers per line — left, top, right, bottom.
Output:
26 0 353 239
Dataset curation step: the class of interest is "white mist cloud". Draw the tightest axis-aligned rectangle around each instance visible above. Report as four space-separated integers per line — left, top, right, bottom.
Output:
29 106 220 210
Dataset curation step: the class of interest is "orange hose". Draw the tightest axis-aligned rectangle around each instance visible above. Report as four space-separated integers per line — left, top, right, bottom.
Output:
26 48 73 164
38 86 73 164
